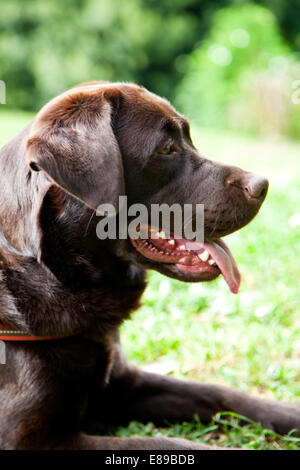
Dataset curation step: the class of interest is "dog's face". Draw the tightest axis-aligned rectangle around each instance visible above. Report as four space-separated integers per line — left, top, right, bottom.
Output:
26 82 268 293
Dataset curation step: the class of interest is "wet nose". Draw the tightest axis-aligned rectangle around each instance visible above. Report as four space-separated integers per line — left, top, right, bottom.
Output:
243 173 269 202
227 173 269 204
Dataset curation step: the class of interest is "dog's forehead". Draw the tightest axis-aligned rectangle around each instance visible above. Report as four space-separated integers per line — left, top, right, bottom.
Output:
125 85 179 118
118 84 189 132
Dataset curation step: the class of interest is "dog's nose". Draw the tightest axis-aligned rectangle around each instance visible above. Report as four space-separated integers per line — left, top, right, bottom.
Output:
242 173 269 202
227 173 269 204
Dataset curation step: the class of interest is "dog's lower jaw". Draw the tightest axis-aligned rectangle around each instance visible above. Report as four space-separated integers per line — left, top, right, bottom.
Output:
129 232 240 293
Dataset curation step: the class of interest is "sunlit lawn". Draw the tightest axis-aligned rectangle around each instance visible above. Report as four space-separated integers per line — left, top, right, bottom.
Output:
1 109 300 449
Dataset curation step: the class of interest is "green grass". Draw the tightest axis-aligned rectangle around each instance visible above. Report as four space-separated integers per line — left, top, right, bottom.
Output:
95 414 300 450
1 109 300 449
0 109 35 147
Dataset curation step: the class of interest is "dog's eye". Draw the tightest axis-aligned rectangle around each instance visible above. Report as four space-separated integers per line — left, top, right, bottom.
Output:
158 139 176 155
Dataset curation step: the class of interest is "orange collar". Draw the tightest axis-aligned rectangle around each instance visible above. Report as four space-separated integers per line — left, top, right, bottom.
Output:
0 323 79 341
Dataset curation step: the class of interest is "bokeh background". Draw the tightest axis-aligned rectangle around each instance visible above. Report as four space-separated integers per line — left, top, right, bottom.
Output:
1 0 300 136
1 0 300 449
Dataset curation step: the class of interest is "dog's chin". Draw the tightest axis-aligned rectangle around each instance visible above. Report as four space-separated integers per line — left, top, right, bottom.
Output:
145 261 221 284
129 226 241 294
129 239 221 284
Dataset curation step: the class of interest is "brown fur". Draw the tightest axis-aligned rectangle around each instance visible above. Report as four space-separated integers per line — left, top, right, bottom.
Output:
0 82 298 450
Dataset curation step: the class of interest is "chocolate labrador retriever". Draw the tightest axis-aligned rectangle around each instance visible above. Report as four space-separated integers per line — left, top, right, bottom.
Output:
0 82 299 450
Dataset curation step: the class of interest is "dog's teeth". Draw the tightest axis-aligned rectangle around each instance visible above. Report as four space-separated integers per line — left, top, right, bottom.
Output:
168 239 175 246
178 244 186 251
198 250 209 262
208 259 216 265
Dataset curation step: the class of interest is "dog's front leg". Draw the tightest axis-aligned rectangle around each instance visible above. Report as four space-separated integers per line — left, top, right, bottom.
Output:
54 433 215 450
88 363 300 437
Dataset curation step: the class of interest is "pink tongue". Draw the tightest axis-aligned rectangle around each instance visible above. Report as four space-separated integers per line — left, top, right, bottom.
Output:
203 240 241 294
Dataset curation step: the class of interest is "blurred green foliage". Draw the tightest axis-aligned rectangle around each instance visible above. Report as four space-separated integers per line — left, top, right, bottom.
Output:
175 3 300 138
0 0 223 109
0 0 299 116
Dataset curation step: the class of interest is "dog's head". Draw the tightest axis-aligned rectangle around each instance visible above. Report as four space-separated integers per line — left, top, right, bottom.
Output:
26 82 268 293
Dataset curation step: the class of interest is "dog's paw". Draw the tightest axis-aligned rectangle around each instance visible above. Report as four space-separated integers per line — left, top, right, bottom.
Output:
251 400 300 436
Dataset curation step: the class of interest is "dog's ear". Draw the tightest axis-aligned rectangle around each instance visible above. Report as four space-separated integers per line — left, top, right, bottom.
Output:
26 88 124 211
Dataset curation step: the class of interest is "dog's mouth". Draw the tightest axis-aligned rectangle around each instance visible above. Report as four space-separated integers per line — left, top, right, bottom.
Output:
130 227 241 294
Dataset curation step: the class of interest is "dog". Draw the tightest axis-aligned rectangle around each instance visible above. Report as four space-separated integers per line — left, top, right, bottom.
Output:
0 82 299 450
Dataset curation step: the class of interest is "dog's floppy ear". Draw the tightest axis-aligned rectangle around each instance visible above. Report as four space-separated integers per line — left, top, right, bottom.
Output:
26 88 124 211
